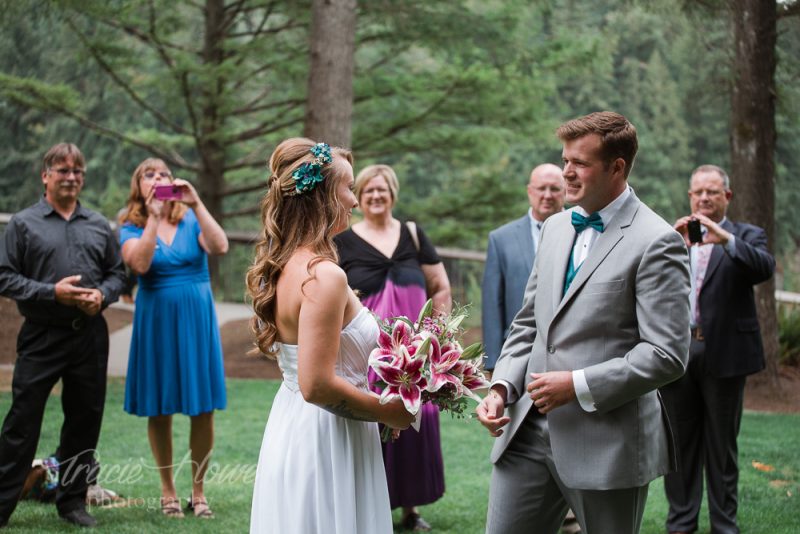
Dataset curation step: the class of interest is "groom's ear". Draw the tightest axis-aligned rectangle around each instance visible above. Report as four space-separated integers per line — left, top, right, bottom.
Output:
611 157 626 180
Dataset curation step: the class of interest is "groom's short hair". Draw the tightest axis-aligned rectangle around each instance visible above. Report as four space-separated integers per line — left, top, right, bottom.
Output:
556 111 638 178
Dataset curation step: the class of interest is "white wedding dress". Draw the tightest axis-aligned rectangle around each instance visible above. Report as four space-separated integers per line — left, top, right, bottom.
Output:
250 307 392 533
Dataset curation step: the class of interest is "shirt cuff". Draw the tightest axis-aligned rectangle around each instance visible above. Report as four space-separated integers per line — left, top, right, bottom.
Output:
724 234 736 256
491 379 518 404
42 282 57 301
573 370 597 413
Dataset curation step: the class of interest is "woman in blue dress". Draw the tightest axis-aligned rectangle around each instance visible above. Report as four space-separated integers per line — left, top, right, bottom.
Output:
119 158 229 519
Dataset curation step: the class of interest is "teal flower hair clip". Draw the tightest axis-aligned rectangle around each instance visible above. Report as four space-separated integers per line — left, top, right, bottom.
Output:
292 142 333 195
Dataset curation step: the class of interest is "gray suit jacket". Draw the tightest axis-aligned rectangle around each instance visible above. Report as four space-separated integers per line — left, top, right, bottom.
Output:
491 191 691 490
481 215 535 370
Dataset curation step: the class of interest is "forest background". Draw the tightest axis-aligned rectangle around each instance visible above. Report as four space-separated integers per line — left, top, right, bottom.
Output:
0 0 798 377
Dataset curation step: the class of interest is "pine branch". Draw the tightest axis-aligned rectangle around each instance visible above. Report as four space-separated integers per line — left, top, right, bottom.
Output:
231 114 304 143
231 95 305 117
65 18 189 136
59 104 195 170
354 83 459 151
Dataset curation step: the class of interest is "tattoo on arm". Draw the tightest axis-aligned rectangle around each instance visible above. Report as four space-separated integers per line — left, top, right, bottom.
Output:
321 400 375 422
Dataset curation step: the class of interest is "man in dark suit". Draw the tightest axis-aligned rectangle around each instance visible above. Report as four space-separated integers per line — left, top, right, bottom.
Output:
481 163 565 372
663 164 775 534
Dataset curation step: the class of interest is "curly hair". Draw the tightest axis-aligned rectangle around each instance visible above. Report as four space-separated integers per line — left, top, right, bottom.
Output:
119 158 187 227
246 138 354 357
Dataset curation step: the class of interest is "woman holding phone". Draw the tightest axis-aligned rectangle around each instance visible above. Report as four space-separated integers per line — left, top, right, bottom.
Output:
118 158 229 519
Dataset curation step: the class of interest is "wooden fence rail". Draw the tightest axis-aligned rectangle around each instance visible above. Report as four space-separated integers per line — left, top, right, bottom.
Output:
2 212 798 306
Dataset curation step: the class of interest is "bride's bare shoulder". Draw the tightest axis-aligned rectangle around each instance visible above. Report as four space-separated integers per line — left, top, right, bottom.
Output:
284 251 346 289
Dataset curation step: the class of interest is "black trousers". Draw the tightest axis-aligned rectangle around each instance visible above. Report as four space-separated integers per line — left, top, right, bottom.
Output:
0 317 108 522
661 337 746 534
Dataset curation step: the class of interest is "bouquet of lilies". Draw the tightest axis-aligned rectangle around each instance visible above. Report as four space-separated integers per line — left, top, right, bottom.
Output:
368 300 490 429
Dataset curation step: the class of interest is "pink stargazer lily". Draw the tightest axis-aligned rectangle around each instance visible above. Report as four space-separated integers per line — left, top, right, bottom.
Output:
373 318 414 364
451 359 491 401
369 324 431 415
426 339 465 394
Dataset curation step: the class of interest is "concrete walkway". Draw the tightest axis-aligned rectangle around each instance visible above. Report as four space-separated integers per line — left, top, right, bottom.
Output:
107 301 253 377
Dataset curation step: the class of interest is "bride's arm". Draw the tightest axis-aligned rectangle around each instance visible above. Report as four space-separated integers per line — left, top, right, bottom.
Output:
296 262 413 429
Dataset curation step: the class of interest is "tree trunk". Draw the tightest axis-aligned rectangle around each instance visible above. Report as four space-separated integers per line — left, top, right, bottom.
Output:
304 0 357 147
200 0 227 284
729 0 780 386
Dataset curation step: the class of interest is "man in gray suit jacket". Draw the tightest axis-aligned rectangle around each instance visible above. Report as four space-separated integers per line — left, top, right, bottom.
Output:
477 111 691 534
482 163 565 372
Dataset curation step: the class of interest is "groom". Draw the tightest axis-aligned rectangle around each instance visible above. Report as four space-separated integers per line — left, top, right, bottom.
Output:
477 111 691 533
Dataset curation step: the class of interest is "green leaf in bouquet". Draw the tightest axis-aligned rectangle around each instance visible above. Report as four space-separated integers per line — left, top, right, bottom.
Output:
460 342 484 361
415 335 433 359
388 316 415 331
446 314 467 333
416 299 434 325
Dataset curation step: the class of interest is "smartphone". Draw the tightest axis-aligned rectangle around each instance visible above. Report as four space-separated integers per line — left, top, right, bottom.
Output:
687 219 703 244
153 184 183 201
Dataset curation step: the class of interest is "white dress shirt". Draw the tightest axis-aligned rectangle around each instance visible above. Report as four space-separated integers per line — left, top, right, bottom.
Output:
570 187 632 412
688 218 737 327
528 208 544 255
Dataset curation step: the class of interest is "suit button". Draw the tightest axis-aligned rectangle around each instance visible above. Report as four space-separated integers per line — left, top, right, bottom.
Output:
547 345 555 354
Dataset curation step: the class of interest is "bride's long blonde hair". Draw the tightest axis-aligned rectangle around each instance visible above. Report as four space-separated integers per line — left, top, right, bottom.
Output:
246 137 353 357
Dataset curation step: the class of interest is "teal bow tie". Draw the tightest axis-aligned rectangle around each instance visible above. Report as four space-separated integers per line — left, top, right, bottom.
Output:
571 211 604 233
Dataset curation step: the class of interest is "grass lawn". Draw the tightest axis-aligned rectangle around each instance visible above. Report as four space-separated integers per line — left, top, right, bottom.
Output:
0 378 798 533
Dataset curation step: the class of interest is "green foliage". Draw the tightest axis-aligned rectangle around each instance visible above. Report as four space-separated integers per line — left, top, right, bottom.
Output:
778 305 800 365
0 0 798 269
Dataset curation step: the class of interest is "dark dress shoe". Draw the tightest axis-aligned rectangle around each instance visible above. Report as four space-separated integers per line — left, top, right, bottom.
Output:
59 508 97 528
401 512 432 531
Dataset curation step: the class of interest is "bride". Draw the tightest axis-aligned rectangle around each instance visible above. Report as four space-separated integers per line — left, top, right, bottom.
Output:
246 138 414 533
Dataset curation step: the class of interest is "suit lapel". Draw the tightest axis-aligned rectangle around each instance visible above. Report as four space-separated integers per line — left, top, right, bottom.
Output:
512 216 535 268
549 216 576 309
701 219 733 285
554 193 640 318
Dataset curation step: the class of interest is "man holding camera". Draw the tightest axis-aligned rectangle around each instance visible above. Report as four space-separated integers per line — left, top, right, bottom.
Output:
0 143 126 528
662 164 775 534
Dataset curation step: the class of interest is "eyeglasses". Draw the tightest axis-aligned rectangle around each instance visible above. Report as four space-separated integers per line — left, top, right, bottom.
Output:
689 189 724 198
49 167 85 178
143 171 173 180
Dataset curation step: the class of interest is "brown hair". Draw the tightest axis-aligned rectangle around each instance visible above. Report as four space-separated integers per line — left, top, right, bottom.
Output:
556 111 638 178
354 164 399 204
245 138 354 357
119 158 187 227
42 143 85 172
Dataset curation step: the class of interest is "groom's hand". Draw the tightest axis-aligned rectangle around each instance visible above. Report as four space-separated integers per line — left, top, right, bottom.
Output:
477 387 510 437
528 372 576 414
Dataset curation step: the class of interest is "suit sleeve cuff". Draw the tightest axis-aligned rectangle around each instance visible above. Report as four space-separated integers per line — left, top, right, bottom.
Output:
573 369 597 412
724 234 736 256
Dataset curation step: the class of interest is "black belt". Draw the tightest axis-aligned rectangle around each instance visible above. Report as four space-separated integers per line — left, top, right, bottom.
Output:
691 326 704 341
25 316 88 331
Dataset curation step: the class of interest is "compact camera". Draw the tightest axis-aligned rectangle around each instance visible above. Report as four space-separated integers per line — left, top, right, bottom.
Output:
153 185 183 201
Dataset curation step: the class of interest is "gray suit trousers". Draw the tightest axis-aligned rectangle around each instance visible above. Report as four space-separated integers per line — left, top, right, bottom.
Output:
486 411 649 534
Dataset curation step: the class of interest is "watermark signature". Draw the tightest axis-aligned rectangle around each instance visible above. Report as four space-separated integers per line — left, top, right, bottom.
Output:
58 449 258 487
